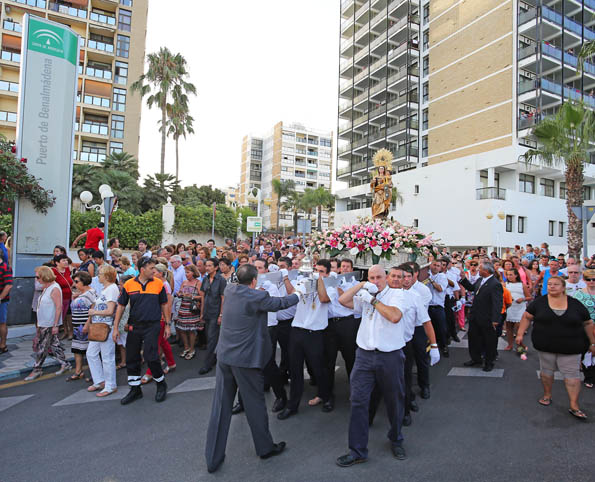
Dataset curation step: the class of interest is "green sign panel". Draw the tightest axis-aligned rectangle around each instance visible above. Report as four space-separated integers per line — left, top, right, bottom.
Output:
27 16 78 65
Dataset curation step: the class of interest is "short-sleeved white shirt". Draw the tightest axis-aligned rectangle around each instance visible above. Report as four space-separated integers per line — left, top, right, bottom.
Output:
92 283 119 326
292 283 331 331
411 280 432 309
261 281 281 327
354 286 407 351
445 268 460 297
277 278 298 321
329 278 359 318
401 289 430 342
428 272 448 307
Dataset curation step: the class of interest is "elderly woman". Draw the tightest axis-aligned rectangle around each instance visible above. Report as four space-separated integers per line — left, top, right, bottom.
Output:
67 271 96 381
25 266 71 381
517 276 595 420
84 265 119 397
52 254 74 339
572 268 595 389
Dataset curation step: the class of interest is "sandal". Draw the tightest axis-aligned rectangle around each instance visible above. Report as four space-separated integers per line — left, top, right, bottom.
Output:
568 408 588 420
87 383 105 392
66 372 84 382
185 350 196 360
24 370 42 381
0 346 8 354
538 397 552 406
96 388 117 398
180 349 189 358
141 374 153 384
56 364 72 376
584 382 594 389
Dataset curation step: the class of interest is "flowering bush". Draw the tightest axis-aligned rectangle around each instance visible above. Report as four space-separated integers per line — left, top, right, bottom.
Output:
310 217 441 260
0 136 56 215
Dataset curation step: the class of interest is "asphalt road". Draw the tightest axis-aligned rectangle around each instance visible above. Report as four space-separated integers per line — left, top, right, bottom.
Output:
1 336 594 482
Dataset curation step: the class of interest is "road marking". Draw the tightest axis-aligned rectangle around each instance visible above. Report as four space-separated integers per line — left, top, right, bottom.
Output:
535 370 584 381
170 377 216 394
0 394 34 412
448 367 504 378
53 386 128 406
449 333 509 351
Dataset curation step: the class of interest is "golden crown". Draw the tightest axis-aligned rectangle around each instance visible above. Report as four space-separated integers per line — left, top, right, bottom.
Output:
372 148 393 170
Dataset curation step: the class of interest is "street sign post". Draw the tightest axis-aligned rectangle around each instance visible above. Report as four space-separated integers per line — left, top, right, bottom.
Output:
247 216 263 233
570 205 595 259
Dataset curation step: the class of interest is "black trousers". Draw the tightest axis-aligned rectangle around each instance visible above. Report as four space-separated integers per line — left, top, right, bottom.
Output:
428 305 447 350
412 325 429 389
324 315 360 395
468 321 498 364
444 295 457 338
288 327 330 411
202 317 219 370
126 321 164 386
264 326 287 400
276 318 292 378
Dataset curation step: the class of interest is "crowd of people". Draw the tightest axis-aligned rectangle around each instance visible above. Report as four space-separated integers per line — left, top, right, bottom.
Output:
0 230 594 470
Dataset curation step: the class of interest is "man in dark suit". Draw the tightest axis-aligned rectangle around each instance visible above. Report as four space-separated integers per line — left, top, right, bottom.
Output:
458 262 503 372
204 264 301 473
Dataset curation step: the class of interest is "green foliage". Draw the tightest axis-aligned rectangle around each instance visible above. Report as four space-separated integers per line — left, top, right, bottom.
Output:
0 136 56 215
173 205 238 239
235 206 256 233
0 214 12 235
70 209 163 249
140 173 180 212
172 184 226 207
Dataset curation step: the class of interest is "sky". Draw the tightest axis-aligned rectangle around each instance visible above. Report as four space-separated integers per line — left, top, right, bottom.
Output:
137 0 340 191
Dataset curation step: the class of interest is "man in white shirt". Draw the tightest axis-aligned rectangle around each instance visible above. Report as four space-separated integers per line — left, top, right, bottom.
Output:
565 266 586 295
170 255 185 296
276 257 297 382
442 257 461 344
427 260 449 357
336 265 407 467
277 260 333 420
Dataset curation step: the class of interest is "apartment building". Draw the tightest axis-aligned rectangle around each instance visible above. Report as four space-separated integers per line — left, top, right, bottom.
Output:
336 0 595 252
239 121 333 231
0 0 147 163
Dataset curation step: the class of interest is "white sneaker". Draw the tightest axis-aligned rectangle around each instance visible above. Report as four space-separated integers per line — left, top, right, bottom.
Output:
56 364 72 376
24 370 42 381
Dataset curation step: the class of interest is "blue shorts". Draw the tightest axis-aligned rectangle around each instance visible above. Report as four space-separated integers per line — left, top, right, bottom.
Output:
0 302 7 324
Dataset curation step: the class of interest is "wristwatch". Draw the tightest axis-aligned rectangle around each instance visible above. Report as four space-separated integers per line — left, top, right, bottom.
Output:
371 298 379 307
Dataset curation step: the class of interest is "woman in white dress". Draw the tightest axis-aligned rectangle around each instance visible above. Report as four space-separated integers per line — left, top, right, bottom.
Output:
505 268 531 351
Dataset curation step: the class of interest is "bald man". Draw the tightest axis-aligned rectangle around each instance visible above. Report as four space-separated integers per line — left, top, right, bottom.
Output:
335 265 408 466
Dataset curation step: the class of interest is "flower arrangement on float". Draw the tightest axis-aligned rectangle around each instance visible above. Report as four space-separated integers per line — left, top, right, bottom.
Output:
309 217 441 263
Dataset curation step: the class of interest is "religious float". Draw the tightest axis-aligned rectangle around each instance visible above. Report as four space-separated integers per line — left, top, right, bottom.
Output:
310 149 441 269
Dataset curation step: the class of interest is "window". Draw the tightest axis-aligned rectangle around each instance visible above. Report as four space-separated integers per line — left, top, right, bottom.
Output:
120 0 133 6
111 114 125 138
584 186 592 201
116 34 130 58
413 219 419 227
414 184 419 194
422 82 429 102
422 135 428 157
519 173 535 193
540 178 554 197
118 9 132 31
479 170 500 189
558 221 565 237
320 138 332 147
113 88 127 112
560 181 566 199
81 141 107 163
423 4 430 24
110 141 123 153
518 216 526 233
506 215 513 232
115 61 128 85
423 56 429 76
548 220 555 237
422 109 428 130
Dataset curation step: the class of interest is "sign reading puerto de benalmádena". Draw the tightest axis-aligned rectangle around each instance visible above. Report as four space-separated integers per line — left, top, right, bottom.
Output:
12 14 79 276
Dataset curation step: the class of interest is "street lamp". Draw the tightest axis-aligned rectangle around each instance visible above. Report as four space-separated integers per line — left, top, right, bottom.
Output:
79 184 117 255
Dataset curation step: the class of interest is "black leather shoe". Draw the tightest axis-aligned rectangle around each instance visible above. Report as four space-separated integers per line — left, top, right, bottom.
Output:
483 363 494 372
409 400 419 412
232 402 244 415
271 397 286 413
322 400 334 412
452 334 461 343
198 366 212 375
155 380 167 403
260 442 286 459
277 408 297 420
420 387 430 399
120 386 142 405
402 414 412 426
442 347 450 358
336 453 367 467
463 359 482 367
391 443 407 460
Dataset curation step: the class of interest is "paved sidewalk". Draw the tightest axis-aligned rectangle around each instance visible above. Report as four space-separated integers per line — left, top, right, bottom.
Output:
0 325 74 381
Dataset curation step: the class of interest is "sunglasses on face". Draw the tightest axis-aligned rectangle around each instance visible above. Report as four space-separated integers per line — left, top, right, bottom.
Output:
585 278 595 282
35 276 40 279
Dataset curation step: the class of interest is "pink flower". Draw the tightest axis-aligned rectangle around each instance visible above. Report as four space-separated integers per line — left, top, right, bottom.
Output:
382 242 390 251
358 244 365 252
370 239 377 247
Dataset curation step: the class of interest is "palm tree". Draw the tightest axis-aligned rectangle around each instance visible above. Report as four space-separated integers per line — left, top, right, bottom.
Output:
131 47 196 175
308 186 335 231
281 191 303 234
520 101 595 258
102 151 139 180
391 186 404 208
578 40 595 72
272 179 295 232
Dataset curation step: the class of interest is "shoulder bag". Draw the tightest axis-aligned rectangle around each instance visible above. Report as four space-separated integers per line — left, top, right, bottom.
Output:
88 322 110 342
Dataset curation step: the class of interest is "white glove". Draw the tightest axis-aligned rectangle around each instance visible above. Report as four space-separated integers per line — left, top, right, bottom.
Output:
363 282 378 294
294 282 307 297
312 272 320 280
280 268 289 278
330 271 338 278
262 280 273 291
358 290 374 304
429 347 440 366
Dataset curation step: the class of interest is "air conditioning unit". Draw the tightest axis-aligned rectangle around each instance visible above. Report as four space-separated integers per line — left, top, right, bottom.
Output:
5 6 11 14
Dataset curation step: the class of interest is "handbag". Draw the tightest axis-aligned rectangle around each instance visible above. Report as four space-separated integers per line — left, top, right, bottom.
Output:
88 322 110 342
189 281 201 315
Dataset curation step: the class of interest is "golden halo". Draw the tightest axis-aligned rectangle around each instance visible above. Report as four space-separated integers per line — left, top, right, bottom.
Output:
372 148 393 170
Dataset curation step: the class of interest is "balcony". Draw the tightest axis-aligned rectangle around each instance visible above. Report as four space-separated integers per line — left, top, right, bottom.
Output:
476 187 506 200
49 2 88 19
3 20 22 33
88 39 114 54
1 50 20 63
90 11 117 26
81 123 108 135
82 94 110 108
0 80 18 93
86 66 112 80
0 110 17 122
520 6 595 41
337 165 351 176
13 0 46 7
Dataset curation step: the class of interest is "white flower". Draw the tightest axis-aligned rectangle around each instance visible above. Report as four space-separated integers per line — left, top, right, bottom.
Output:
372 245 382 256
349 247 359 255
337 243 344 250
